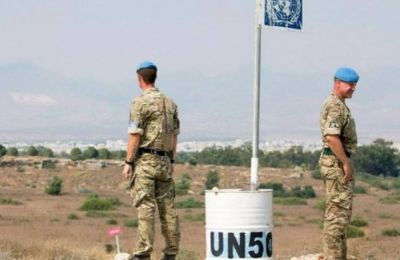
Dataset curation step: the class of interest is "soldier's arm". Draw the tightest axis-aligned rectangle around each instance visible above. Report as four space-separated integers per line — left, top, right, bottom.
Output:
122 133 141 179
325 135 352 184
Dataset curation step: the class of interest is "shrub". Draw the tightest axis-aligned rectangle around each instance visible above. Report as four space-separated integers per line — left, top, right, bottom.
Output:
70 148 84 161
26 145 39 156
37 146 54 157
351 216 368 227
0 197 22 205
354 185 367 194
347 225 365 238
380 194 400 204
45 176 63 195
311 169 322 179
175 174 191 196
392 179 400 190
0 145 6 156
259 182 287 197
315 199 326 212
98 148 112 159
184 213 205 222
176 198 204 208
6 147 18 156
290 185 316 198
68 213 79 220
107 219 118 225
205 170 220 190
83 147 98 159
273 197 307 205
382 228 400 237
80 196 114 211
124 219 138 228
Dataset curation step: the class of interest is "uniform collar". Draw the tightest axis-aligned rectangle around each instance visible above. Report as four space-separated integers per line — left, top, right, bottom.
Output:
143 87 159 94
331 92 345 104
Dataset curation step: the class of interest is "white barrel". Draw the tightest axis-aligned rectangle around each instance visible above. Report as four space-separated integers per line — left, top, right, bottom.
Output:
205 189 273 259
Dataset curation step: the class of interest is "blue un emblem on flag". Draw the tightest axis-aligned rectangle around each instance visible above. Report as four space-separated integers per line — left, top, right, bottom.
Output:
264 0 302 30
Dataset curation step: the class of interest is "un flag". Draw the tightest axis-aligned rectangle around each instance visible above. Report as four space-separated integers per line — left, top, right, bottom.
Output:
264 0 302 30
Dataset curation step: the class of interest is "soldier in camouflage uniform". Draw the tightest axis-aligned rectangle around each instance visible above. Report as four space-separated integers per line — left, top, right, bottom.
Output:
319 67 359 260
122 61 180 260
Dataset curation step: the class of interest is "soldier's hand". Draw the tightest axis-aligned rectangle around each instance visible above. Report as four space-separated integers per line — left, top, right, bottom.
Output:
122 164 132 179
342 161 352 185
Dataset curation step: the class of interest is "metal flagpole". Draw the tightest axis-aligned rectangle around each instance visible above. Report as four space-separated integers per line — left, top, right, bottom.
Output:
251 0 262 191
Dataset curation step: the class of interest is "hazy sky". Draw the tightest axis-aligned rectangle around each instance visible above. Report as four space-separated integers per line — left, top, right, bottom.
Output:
1 0 399 82
1 0 399 142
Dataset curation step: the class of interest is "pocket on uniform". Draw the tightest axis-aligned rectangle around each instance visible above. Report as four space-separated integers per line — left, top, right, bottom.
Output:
319 155 336 167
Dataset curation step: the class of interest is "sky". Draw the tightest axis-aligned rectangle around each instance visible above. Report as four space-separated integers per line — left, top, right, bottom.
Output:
1 0 399 142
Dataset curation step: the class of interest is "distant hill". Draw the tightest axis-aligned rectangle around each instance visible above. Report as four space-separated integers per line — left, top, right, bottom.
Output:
0 62 399 142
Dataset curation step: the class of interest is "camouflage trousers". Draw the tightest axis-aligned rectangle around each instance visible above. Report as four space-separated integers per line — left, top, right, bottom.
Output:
131 153 180 256
320 155 354 260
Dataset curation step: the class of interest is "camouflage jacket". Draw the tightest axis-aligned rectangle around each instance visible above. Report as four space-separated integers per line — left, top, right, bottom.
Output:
128 88 180 152
320 93 357 155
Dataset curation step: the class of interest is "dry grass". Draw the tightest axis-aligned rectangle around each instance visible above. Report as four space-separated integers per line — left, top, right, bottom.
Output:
1 161 400 259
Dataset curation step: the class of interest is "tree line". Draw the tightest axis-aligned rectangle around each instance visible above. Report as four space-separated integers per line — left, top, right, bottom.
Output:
176 138 400 177
1 138 399 177
0 145 126 161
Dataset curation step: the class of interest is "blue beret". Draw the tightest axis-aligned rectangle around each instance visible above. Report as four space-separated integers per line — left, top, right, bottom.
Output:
137 61 157 72
334 67 359 83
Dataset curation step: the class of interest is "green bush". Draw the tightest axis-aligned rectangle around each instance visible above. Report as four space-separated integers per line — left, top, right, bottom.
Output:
68 213 79 220
6 147 18 156
347 225 365 238
83 146 99 159
26 145 39 156
70 148 84 161
107 219 118 225
315 199 326 212
124 219 138 228
0 145 6 157
98 148 112 159
205 170 220 190
311 169 322 179
175 174 191 196
380 193 400 204
382 228 400 237
354 185 367 194
392 179 400 190
176 198 204 208
290 185 316 198
351 216 368 227
45 176 63 195
80 196 114 211
37 146 54 157
0 197 22 205
259 182 287 197
273 197 307 205
184 213 205 222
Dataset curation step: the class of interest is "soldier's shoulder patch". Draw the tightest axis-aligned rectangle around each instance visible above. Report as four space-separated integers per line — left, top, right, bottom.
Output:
328 122 340 129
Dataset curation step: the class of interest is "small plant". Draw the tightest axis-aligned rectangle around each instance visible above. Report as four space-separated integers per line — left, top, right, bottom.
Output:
107 219 118 225
205 170 220 190
290 185 316 198
176 198 204 208
124 219 138 228
314 199 326 212
382 228 400 237
354 185 367 194
104 244 114 253
311 169 322 179
184 213 205 222
378 213 392 219
351 216 368 227
347 225 365 238
273 197 307 205
175 174 191 196
0 197 22 205
80 195 114 211
259 182 288 197
68 213 79 220
45 176 63 195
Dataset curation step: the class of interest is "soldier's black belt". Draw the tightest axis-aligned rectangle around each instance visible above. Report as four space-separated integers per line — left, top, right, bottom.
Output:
138 148 169 157
322 147 351 158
